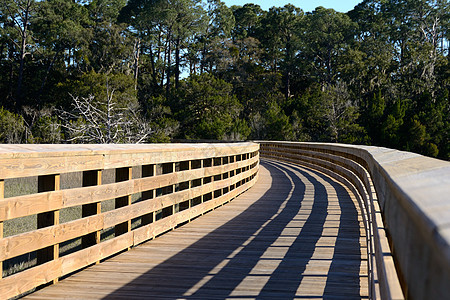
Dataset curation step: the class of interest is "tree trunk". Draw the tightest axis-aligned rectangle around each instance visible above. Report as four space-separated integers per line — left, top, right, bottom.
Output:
160 30 166 87
166 29 172 99
285 38 292 100
201 41 206 74
15 0 34 112
133 38 141 90
326 46 333 85
16 24 28 110
7 44 15 104
0 42 5 62
285 71 291 100
148 43 158 89
175 37 180 90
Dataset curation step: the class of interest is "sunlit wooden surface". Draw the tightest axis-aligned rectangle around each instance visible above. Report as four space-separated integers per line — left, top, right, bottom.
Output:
26 159 368 299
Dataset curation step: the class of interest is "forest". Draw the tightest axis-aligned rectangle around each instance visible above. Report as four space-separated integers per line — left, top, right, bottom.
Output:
0 0 448 159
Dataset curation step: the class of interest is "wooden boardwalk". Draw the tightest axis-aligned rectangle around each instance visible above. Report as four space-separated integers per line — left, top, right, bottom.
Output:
26 159 368 299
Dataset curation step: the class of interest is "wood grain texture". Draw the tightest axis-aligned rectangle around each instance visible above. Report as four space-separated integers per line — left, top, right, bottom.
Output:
0 259 61 298
0 155 259 221
0 168 259 262
81 170 102 250
0 179 3 280
0 214 104 261
25 160 368 299
0 144 259 299
260 142 404 299
0 143 259 179
0 233 134 299
36 174 60 280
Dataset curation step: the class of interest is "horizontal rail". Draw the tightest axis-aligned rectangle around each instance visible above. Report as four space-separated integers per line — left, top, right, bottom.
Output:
259 141 450 300
0 143 259 299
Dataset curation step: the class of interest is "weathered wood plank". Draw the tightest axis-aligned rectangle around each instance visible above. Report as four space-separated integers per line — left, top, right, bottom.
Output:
25 161 367 299
0 214 103 261
260 143 406 299
0 155 259 222
115 167 132 237
0 179 3 280
81 170 102 249
59 232 134 276
36 174 60 284
0 232 135 300
0 168 259 262
0 259 61 299
132 174 258 246
0 143 259 299
0 143 259 179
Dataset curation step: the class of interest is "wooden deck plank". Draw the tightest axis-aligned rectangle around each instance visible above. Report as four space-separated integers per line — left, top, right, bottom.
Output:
25 159 368 299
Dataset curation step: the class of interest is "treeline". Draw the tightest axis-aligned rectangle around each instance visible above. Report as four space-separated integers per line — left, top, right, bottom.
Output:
0 0 448 158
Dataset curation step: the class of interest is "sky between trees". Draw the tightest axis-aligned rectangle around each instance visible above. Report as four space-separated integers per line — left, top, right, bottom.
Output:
222 0 363 13
0 0 448 159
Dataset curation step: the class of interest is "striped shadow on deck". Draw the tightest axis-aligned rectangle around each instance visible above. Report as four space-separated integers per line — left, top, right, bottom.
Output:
25 159 368 299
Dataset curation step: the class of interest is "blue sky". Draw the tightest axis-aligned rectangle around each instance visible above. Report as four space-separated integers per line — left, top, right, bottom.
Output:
221 0 363 13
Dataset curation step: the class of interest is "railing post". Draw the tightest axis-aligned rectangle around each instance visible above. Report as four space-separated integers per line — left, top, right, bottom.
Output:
187 161 193 223
0 143 260 299
142 164 155 226
81 170 102 254
230 155 235 191
171 162 176 230
200 159 205 214
37 174 60 283
0 179 3 280
115 167 132 237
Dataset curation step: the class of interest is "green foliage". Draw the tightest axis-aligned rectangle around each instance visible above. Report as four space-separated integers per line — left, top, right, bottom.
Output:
407 117 427 153
57 71 150 143
381 99 406 148
364 90 386 144
262 101 293 140
232 4 265 40
57 71 137 109
30 115 62 143
0 107 26 143
145 95 179 143
33 0 90 50
323 83 366 143
289 87 328 141
300 7 356 86
0 0 447 160
176 73 247 140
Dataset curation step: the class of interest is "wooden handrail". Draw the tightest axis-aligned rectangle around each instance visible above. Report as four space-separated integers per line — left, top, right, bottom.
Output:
259 141 450 300
0 143 259 299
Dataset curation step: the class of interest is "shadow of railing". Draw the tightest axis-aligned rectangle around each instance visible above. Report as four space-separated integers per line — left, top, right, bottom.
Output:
323 168 362 298
104 160 363 298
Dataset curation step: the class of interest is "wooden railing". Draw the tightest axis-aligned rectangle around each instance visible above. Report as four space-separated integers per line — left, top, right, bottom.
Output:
0 143 259 299
259 141 450 300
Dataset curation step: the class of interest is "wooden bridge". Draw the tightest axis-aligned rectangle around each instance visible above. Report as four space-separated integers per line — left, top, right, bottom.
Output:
0 142 449 299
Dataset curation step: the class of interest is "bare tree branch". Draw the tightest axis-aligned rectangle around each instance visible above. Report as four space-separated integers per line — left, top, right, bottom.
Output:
58 93 152 144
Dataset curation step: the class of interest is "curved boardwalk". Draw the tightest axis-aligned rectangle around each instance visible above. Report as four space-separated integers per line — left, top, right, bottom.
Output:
26 160 368 299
